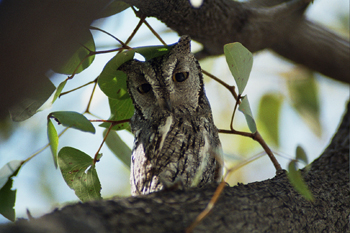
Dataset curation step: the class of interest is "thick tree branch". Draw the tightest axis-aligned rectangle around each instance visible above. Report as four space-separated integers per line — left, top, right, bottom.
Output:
1 0 348 118
1 101 348 232
124 0 350 83
271 20 350 84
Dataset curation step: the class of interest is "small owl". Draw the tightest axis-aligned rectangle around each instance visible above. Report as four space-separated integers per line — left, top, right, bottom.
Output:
119 36 223 196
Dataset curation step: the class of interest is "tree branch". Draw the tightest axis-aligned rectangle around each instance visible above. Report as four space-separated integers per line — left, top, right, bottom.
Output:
1 101 348 232
1 0 348 118
125 0 350 83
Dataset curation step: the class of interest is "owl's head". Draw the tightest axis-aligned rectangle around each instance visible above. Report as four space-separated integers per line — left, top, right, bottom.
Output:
120 36 209 120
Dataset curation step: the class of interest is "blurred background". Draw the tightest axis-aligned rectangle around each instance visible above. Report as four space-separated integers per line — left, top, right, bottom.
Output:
0 0 349 224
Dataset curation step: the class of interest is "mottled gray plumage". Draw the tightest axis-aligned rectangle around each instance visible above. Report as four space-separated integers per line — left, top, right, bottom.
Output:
119 36 223 196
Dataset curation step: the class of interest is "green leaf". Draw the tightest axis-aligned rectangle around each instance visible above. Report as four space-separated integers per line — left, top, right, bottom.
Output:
50 111 95 133
287 160 314 201
224 42 253 94
296 145 308 165
135 45 172 61
10 77 56 122
98 50 135 99
103 129 131 168
0 160 23 222
0 178 17 222
238 96 257 133
47 119 59 168
0 161 22 190
257 93 283 147
58 147 101 202
100 97 134 131
98 1 130 18
52 80 67 104
99 70 129 100
53 31 95 75
285 68 321 136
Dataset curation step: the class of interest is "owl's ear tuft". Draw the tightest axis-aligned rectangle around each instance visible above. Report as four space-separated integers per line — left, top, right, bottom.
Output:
174 35 191 54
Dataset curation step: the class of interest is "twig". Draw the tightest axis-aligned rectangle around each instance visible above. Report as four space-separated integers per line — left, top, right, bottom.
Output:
143 19 167 46
91 119 130 165
201 70 280 170
124 10 145 47
186 152 266 232
89 26 127 47
202 70 239 102
59 80 96 97
89 119 130 124
23 127 69 164
93 123 114 165
85 78 99 114
66 54 90 80
219 129 282 171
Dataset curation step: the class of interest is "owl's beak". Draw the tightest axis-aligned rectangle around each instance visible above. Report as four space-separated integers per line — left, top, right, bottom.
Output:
159 99 172 112
165 99 172 112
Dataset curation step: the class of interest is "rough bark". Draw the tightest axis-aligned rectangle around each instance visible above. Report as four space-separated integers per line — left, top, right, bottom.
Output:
0 102 348 232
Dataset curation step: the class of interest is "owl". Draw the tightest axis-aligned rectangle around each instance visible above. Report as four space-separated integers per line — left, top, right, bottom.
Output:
119 36 223 196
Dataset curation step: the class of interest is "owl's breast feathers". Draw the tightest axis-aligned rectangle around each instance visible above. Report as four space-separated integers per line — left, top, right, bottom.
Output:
130 114 223 195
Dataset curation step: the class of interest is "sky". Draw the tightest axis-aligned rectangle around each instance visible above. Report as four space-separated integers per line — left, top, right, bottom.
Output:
0 0 349 224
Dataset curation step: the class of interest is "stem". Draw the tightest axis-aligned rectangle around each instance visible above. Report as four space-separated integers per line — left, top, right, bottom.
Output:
91 118 130 165
23 144 50 164
204 69 280 171
219 129 282 171
23 127 69 164
93 47 125 55
89 26 126 47
123 14 145 48
66 54 90 80
89 119 130 124
219 129 253 138
59 80 95 97
254 131 282 171
186 181 226 233
230 94 241 131
85 78 98 114
93 122 115 165
202 70 239 102
186 151 266 233
143 19 167 46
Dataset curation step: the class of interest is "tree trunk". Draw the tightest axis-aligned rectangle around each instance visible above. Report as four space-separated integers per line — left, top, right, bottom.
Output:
1 102 348 232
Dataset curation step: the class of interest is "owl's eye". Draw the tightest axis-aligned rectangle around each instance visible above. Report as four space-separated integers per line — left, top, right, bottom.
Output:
173 72 189 82
137 83 152 94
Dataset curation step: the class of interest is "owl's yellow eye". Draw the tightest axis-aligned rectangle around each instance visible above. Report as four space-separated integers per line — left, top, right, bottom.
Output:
173 72 189 82
137 83 152 94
